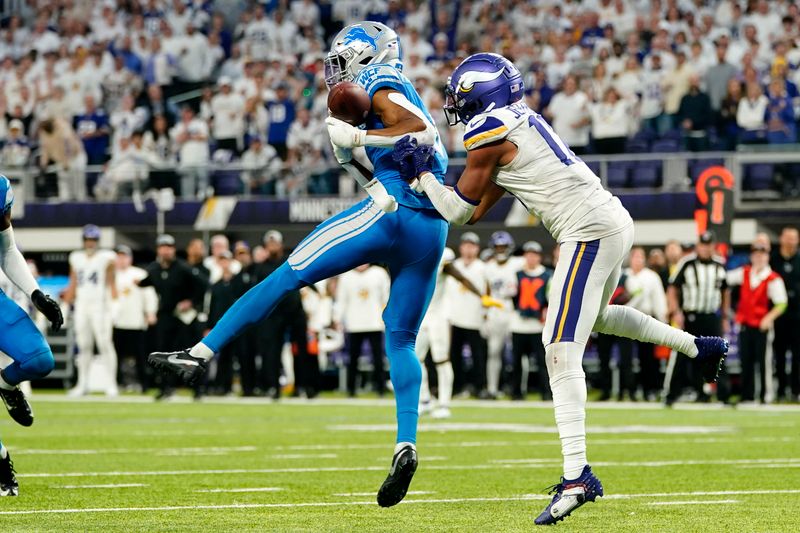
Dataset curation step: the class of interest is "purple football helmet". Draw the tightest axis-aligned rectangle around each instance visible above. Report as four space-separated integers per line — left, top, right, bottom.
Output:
82 224 101 240
444 53 524 126
490 231 515 261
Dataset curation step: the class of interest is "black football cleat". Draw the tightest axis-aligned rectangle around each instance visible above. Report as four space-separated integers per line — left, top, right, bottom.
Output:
0 452 19 496
377 444 418 507
148 350 208 385
0 386 33 427
694 336 729 383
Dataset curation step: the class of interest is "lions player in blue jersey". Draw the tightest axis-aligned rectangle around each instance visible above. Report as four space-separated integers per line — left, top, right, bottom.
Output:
149 22 448 507
0 176 63 496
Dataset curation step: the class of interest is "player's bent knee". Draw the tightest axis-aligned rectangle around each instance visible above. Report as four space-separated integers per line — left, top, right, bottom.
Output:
20 347 55 379
545 342 586 383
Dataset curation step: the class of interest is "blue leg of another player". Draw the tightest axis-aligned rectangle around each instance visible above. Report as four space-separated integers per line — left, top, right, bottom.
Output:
0 297 55 386
0 294 54 427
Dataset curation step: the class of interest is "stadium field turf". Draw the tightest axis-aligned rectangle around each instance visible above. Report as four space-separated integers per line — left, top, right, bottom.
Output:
0 394 798 532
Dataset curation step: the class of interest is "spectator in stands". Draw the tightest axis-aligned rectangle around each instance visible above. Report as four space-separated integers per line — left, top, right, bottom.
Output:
286 107 325 194
590 87 629 154
336 264 390 397
545 74 590 155
170 105 210 199
765 77 797 144
143 37 175 89
74 95 111 167
38 116 87 201
110 93 149 154
96 131 150 200
210 76 245 155
241 136 282 196
706 39 737 115
771 226 800 402
104 55 144 114
143 114 178 192
613 55 643 100
1 119 30 170
664 50 694 130
176 21 210 92
678 74 712 151
525 65 555 114
737 81 769 144
728 239 787 404
266 83 295 160
718 79 744 150
639 53 669 135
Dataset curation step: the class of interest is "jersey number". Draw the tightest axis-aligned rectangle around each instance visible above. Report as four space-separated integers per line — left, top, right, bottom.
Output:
78 270 99 285
528 114 579 166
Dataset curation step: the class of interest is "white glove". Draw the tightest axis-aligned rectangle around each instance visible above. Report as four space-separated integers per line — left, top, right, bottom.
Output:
326 116 366 148
329 138 352 165
363 178 398 213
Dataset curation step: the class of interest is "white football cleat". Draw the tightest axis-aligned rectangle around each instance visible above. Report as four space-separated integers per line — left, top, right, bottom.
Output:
431 406 451 419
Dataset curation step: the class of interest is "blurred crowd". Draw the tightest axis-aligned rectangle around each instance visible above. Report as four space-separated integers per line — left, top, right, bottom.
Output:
1 1 800 200
50 223 800 406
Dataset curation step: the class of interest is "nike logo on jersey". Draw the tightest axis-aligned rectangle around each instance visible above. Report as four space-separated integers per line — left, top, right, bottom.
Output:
168 354 199 367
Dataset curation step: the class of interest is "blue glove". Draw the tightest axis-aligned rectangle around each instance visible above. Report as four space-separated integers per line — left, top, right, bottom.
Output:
392 135 435 181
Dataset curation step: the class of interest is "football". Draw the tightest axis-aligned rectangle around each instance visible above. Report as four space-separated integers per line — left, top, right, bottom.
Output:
327 81 371 126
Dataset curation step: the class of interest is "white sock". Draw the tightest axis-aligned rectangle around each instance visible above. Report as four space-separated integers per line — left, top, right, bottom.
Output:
546 342 588 480
436 361 454 407
189 342 215 361
0 444 7 459
487 346 502 396
418 363 431 404
595 305 698 357
394 441 416 455
0 372 13 390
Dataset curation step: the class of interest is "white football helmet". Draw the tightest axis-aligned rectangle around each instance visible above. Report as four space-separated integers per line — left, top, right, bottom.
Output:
324 21 403 88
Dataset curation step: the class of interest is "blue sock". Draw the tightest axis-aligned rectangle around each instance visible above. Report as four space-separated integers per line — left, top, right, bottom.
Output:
386 328 422 445
204 262 303 353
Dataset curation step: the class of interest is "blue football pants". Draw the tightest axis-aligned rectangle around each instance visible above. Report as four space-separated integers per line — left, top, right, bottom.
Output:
204 199 448 444
0 292 55 385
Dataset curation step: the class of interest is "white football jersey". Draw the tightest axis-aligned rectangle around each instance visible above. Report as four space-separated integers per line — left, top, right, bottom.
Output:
445 257 487 331
462 102 633 242
423 247 456 319
485 256 525 308
69 249 116 305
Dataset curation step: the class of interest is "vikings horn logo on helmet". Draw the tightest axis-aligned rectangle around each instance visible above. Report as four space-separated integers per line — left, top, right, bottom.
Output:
457 68 506 93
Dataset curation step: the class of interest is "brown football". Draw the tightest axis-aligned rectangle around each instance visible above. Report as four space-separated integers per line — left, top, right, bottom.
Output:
327 81 371 126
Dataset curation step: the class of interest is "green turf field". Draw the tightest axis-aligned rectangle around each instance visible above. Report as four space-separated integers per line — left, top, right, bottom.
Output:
0 395 798 532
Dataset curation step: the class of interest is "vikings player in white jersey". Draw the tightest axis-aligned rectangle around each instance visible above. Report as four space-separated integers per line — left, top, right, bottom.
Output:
64 225 118 396
394 53 729 525
483 231 524 397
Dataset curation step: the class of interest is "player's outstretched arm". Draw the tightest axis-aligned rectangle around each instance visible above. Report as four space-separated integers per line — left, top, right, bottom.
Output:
0 213 63 330
326 89 434 149
443 262 504 308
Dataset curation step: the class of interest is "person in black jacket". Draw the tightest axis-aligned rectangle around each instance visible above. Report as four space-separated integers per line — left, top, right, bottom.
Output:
230 241 259 396
254 230 313 399
206 250 238 395
140 234 204 400
678 74 713 152
771 226 800 402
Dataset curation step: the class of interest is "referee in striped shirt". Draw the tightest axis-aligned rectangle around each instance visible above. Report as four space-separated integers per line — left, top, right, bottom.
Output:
664 231 730 404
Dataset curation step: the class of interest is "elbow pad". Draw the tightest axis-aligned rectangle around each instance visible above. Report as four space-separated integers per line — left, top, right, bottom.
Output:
418 172 477 225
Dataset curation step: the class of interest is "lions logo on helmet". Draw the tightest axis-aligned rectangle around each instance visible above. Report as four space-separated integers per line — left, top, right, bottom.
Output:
0 176 14 214
324 22 402 88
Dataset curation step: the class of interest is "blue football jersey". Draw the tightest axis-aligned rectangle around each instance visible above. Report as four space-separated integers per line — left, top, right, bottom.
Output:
0 175 14 215
355 63 448 210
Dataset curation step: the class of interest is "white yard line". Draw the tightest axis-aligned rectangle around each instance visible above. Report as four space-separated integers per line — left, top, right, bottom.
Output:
333 491 436 497
329 423 733 434
0 490 797 516
30 395 800 412
268 454 337 459
647 499 739 506
56 483 148 489
19 458 800 479
195 488 284 493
